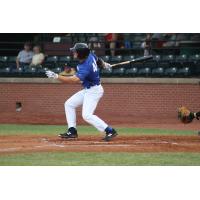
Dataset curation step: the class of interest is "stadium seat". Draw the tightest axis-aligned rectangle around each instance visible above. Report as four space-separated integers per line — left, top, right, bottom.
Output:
0 56 8 68
43 62 55 69
151 67 164 77
112 67 125 77
164 67 177 77
0 67 11 76
131 62 143 68
176 54 188 61
176 67 190 77
52 67 62 73
137 67 151 77
101 55 110 62
58 56 71 62
46 56 58 63
8 56 17 62
36 67 48 77
158 61 170 68
123 55 135 61
110 55 122 63
24 67 37 75
57 56 72 67
189 54 200 62
143 60 157 68
162 55 175 62
153 55 161 62
124 67 138 77
11 67 23 76
44 56 58 68
100 68 112 77
7 56 17 68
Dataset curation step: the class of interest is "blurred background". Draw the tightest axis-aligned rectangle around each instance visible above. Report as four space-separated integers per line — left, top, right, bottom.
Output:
0 33 200 78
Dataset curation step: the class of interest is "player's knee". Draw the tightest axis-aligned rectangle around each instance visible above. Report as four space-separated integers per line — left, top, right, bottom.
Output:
82 113 92 122
64 99 72 108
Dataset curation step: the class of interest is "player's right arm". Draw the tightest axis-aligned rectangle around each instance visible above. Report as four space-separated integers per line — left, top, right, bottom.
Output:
46 64 90 84
58 75 81 83
45 70 81 83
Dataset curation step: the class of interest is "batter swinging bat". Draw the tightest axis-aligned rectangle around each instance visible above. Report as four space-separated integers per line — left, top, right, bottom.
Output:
111 55 153 68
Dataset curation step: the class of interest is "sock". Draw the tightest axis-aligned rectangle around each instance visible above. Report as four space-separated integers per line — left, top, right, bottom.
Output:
68 127 77 133
196 112 200 118
105 126 113 133
195 112 200 120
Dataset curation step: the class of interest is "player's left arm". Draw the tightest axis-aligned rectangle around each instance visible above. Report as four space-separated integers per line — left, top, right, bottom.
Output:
58 74 81 83
96 57 112 69
45 70 81 83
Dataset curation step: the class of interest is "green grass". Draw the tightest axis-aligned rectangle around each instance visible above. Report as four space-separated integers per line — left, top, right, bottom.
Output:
0 152 200 166
0 124 196 136
0 124 199 166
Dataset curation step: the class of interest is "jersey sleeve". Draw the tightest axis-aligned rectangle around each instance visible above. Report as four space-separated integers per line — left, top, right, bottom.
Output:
75 66 90 81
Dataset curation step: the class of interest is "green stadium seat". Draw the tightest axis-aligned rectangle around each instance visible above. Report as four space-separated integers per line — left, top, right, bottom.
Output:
176 67 190 77
164 67 177 77
0 56 8 68
59 56 71 62
189 54 200 62
176 54 188 62
153 55 161 62
123 55 135 61
52 67 62 73
151 67 164 77
11 67 23 76
112 67 125 77
110 55 122 63
175 55 188 67
46 56 58 63
0 67 11 75
0 56 8 62
138 67 151 77
101 56 110 62
124 67 138 77
8 56 17 62
162 55 175 62
7 56 17 68
100 68 112 77
143 61 157 68
24 67 37 75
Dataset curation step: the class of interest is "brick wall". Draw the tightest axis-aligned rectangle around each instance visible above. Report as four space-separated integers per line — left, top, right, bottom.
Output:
0 82 200 125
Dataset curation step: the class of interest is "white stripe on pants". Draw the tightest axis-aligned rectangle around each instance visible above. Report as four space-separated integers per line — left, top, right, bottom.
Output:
64 85 108 132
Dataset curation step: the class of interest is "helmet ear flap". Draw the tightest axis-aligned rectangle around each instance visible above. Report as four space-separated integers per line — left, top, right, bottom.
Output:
77 48 90 59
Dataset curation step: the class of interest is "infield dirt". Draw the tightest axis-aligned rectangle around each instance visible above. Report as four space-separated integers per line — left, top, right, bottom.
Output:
0 134 200 155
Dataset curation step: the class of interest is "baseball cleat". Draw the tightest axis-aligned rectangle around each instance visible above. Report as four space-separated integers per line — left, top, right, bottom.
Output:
59 127 78 139
103 128 118 141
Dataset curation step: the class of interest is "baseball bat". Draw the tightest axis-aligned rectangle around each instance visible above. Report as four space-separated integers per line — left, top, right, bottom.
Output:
111 55 153 68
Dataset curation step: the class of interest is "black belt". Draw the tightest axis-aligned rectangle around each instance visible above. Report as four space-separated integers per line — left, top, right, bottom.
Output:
86 83 100 89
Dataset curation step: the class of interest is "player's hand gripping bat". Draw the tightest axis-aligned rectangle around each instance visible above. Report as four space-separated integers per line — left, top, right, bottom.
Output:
110 55 153 68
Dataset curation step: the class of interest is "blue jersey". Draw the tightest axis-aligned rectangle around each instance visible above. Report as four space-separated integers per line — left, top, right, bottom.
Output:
76 53 101 89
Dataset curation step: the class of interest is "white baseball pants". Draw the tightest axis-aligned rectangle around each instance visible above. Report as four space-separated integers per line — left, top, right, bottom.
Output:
64 85 108 132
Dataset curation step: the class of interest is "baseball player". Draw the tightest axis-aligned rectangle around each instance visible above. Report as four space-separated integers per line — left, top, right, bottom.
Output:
46 43 117 141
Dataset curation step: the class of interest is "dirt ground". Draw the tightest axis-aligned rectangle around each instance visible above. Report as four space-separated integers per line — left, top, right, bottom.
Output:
1 134 200 155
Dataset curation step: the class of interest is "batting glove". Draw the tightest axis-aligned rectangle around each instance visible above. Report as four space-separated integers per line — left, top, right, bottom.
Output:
104 62 112 69
45 70 58 79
